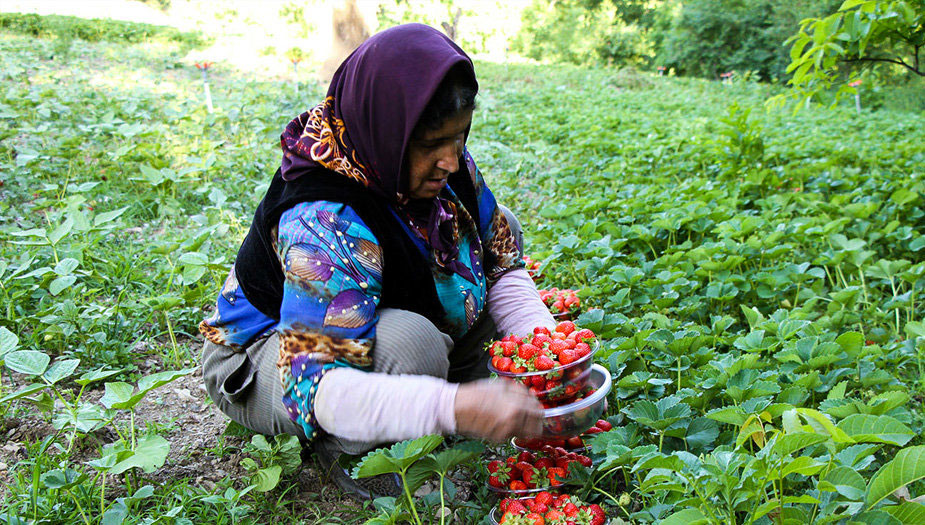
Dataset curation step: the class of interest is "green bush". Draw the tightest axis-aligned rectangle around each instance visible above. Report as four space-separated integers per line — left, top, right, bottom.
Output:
0 13 205 49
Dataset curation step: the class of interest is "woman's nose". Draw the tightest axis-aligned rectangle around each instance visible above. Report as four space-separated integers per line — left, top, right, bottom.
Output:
436 143 460 173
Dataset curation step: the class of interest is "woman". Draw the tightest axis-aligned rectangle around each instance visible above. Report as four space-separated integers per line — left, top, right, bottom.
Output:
199 24 555 498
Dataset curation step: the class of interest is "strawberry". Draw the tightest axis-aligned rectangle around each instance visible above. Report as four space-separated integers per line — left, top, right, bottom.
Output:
573 342 591 358
489 474 505 487
587 504 606 525
500 341 517 356
555 321 576 335
596 419 612 431
534 457 555 470
548 339 569 355
555 457 571 470
497 357 514 372
532 503 549 515
584 426 603 435
510 364 527 374
574 328 595 341
532 375 547 388
535 355 555 371
566 436 585 449
499 498 513 513
535 491 554 506
518 451 536 464
524 513 545 525
533 326 551 336
510 480 528 491
577 455 593 468
563 502 579 517
544 509 565 522
547 467 566 486
519 343 539 360
558 349 577 365
532 333 552 348
552 300 565 313
506 500 528 515
523 466 547 488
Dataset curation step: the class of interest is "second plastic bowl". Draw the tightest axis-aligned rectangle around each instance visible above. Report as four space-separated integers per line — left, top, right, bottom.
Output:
541 364 611 438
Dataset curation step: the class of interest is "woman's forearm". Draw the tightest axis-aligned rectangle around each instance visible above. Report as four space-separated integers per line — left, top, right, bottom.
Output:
313 367 458 442
487 268 556 336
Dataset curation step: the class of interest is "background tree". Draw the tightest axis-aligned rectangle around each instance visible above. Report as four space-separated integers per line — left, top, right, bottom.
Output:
781 0 925 108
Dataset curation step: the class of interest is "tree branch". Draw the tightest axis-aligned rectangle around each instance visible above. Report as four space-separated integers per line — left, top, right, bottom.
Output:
841 55 925 76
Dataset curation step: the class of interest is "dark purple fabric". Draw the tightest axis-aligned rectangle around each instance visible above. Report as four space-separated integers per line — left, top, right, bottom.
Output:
280 23 477 202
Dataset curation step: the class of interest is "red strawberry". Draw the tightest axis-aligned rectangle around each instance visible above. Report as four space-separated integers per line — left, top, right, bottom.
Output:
555 321 576 335
563 502 579 517
535 356 555 371
488 460 503 473
548 340 569 356
499 498 513 513
547 467 566 486
534 326 551 336
510 364 527 374
535 491 554 506
506 500 528 515
545 509 565 522
584 426 603 435
524 513 545 525
518 451 536 464
573 343 591 358
534 457 554 470
510 480 528 491
519 343 539 360
532 375 547 388
566 436 584 449
552 300 565 313
574 328 595 341
532 333 552 348
500 341 517 356
577 455 592 468
523 466 547 488
489 474 505 487
559 349 577 365
596 419 612 431
532 503 549 514
497 357 514 372
587 504 606 525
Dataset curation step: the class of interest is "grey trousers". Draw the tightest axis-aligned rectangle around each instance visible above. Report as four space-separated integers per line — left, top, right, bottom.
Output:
200 206 523 455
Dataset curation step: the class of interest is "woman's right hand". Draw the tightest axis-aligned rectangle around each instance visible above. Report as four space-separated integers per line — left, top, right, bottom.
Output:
453 378 545 442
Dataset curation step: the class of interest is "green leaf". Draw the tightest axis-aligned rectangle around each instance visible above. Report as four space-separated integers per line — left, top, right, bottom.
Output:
883 502 925 524
772 432 830 458
41 468 86 490
838 414 915 446
660 508 710 525
0 327 19 357
352 435 444 479
5 350 51 376
43 358 80 384
109 434 170 474
53 257 79 276
821 466 866 500
0 383 47 403
135 367 196 399
428 441 484 474
866 446 925 507
99 382 134 409
250 465 282 492
781 456 823 477
47 217 74 245
102 368 195 410
76 368 124 386
48 275 77 295
93 206 129 226
853 510 903 525
685 417 719 452
706 405 747 426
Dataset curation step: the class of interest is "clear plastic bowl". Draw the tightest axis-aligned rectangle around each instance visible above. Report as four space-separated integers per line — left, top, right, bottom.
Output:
485 483 551 498
510 436 590 454
540 364 611 438
487 343 598 403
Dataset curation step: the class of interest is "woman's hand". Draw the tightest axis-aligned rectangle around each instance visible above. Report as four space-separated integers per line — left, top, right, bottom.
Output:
453 378 545 442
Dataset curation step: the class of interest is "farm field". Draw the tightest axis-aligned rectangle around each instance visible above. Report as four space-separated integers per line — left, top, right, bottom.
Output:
1 16 924 525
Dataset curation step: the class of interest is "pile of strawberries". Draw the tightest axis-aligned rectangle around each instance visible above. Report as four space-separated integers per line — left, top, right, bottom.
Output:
514 420 612 451
538 288 581 319
488 448 592 492
497 492 606 525
523 255 543 281
488 322 596 404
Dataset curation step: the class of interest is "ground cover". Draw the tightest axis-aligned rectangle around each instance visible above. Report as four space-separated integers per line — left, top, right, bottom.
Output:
1 22 923 525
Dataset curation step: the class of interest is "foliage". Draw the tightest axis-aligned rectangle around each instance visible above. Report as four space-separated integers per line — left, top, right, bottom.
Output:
0 12 205 50
778 0 925 110
353 436 484 525
241 434 303 492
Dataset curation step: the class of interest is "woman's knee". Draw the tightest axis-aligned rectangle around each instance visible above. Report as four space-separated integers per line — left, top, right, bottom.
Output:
373 309 453 377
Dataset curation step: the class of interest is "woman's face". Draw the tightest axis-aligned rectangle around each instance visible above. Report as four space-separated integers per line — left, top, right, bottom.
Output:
406 108 473 200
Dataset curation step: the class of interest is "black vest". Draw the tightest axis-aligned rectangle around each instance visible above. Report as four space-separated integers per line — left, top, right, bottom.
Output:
234 167 482 331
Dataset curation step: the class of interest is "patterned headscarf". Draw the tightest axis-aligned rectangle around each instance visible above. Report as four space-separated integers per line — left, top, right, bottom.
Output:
279 23 477 205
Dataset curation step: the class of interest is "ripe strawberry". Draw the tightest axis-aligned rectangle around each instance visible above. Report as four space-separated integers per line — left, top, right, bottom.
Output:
577 455 592 468
533 326 551 336
552 300 565 313
550 331 566 340
532 503 549 514
548 340 569 355
523 466 547 488
563 502 579 517
487 460 503 473
519 343 539 360
558 349 577 365
596 419 612 431
489 474 505 487
587 504 606 525
532 333 552 348
499 498 513 512
545 509 565 522
574 342 591 358
555 321 576 336
574 328 595 341
566 436 584 449
497 357 514 372
535 355 555 371
555 457 571 470
584 426 603 435
534 457 554 470
518 451 536 464
510 364 527 374
547 467 566 486
500 341 517 356
532 375 547 388
535 491 554 506
506 500 528 515
523 513 545 525
510 480 528 491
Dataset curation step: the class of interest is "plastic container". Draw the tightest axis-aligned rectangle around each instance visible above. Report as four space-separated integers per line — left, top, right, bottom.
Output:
487 343 598 403
510 436 589 454
541 364 611 438
486 483 551 499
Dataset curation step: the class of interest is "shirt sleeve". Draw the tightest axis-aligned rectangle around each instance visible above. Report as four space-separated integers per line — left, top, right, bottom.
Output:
274 201 384 440
487 268 557 337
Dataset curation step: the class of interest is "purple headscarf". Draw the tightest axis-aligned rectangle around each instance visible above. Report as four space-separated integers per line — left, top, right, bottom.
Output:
280 23 478 204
